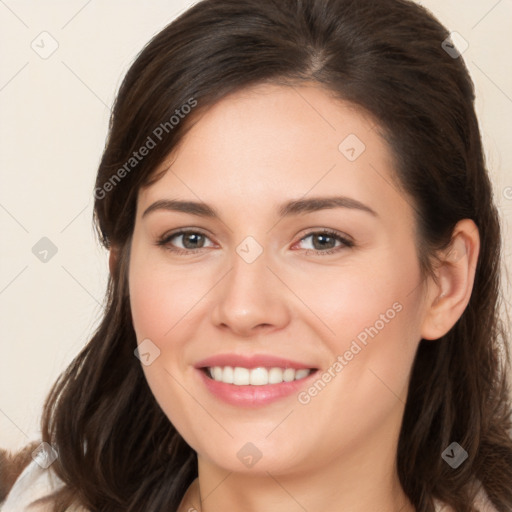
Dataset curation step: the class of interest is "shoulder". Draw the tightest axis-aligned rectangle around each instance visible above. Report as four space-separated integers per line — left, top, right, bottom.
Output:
1 456 87 512
434 482 499 512
472 483 501 512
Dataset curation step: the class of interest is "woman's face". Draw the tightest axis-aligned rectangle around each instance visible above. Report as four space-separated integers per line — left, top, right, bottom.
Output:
128 83 431 476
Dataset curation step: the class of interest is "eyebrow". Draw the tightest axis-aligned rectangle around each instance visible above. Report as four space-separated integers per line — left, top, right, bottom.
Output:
142 196 378 219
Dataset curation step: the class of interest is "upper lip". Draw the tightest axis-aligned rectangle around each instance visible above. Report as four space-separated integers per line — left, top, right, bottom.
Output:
195 353 318 370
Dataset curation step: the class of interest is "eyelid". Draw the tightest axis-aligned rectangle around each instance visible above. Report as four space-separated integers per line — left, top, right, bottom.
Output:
295 227 354 244
159 226 211 240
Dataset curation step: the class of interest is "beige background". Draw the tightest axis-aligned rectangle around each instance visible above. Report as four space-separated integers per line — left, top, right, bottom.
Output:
1 0 511 452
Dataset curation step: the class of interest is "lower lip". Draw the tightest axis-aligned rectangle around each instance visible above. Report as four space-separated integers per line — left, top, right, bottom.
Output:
197 369 317 407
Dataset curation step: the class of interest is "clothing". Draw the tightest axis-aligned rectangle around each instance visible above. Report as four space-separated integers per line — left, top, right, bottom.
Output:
1 457 499 512
0 457 85 512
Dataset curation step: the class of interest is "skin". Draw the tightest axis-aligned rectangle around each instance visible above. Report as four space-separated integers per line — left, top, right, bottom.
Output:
117 83 479 512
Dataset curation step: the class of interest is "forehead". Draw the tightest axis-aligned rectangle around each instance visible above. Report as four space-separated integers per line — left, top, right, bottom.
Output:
138 83 405 220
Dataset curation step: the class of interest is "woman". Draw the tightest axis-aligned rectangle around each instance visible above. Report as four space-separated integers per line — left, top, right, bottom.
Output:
2 0 511 510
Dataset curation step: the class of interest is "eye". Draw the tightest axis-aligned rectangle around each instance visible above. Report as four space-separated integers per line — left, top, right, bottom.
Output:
293 229 354 255
156 229 215 255
156 228 354 256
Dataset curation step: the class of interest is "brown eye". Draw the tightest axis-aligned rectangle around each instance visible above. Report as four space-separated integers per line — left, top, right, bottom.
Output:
177 232 206 249
310 233 337 250
156 230 215 254
296 230 354 255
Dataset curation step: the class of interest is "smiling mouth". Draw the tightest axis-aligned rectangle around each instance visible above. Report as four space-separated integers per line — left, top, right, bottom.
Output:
202 366 318 386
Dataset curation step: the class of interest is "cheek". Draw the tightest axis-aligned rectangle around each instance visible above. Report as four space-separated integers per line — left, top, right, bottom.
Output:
291 284 421 460
289 253 420 348
128 252 207 436
294 250 422 400
128 254 209 345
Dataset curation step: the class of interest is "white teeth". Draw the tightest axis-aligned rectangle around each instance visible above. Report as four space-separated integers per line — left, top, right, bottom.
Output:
212 367 223 381
295 368 311 380
223 365 234 384
207 366 313 385
268 367 283 384
249 367 268 386
233 367 250 385
283 368 295 382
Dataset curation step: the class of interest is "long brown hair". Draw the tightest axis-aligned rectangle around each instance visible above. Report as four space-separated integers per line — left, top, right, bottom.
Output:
20 0 512 510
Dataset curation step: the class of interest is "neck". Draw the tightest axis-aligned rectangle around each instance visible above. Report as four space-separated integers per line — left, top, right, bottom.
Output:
178 420 415 512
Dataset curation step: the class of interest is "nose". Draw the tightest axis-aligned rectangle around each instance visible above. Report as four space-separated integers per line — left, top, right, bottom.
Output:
210 248 292 337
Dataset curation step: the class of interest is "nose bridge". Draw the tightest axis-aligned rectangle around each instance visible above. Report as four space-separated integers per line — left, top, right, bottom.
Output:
210 235 290 334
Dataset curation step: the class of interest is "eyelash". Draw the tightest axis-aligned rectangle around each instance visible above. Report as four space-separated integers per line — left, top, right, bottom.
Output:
155 229 354 256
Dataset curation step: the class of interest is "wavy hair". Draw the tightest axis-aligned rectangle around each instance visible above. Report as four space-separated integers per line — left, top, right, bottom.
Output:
19 0 512 510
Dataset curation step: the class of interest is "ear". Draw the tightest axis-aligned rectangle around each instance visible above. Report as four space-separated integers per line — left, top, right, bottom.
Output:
109 246 119 275
421 219 480 340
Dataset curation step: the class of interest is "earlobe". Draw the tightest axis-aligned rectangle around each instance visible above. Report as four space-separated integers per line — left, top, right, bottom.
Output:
421 219 480 340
